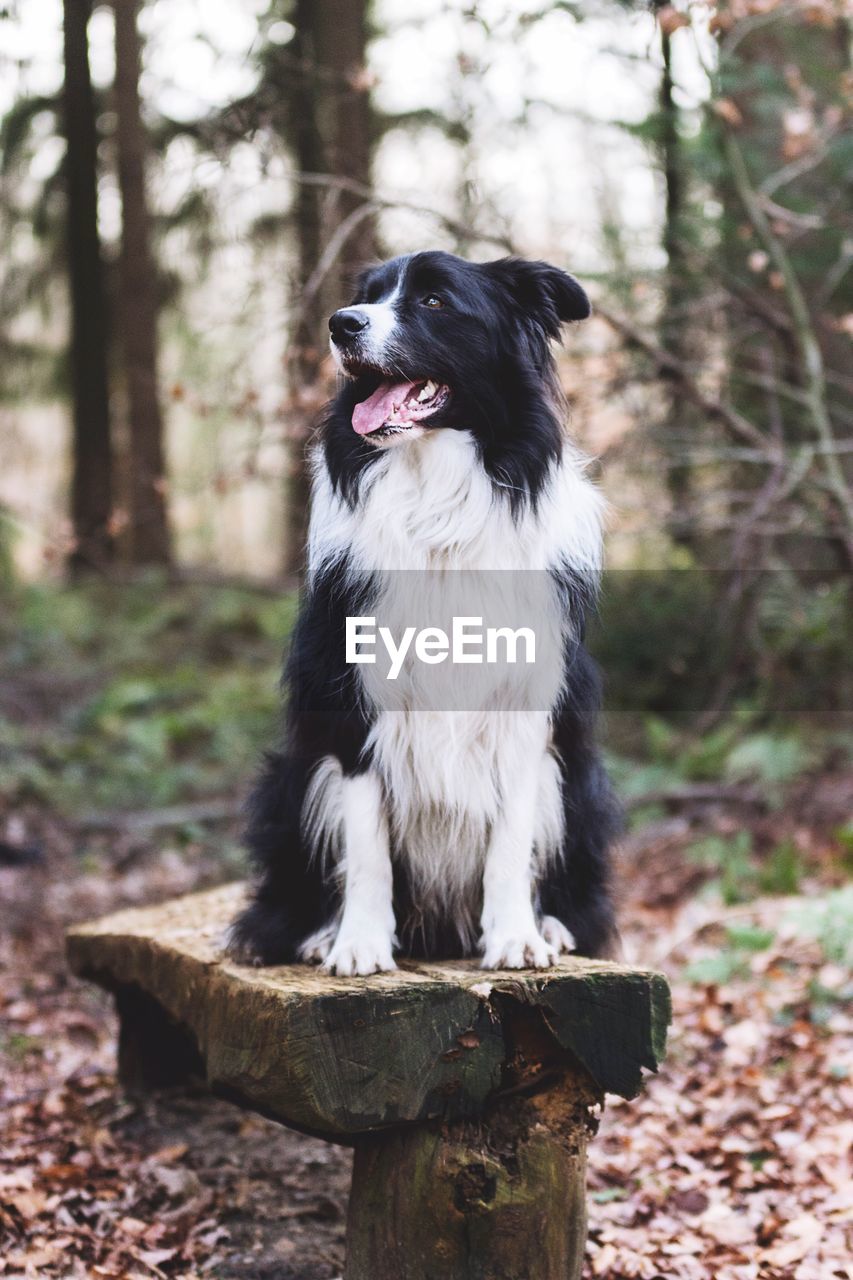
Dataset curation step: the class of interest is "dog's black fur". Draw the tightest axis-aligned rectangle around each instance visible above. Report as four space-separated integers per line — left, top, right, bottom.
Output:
229 252 619 967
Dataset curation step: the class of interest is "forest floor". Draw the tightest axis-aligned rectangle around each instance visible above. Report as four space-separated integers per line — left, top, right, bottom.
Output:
1 579 851 1280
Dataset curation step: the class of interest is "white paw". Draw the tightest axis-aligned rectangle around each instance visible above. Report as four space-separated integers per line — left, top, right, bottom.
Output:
481 928 559 970
540 915 577 954
297 920 338 965
322 931 397 977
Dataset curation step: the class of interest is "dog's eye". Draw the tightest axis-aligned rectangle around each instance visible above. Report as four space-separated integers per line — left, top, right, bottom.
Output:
421 294 444 309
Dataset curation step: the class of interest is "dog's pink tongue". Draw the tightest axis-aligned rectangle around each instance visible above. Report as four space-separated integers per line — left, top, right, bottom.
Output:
352 379 418 435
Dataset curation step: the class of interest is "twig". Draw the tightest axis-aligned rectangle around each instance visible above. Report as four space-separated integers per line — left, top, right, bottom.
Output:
594 303 781 457
300 200 379 310
293 172 515 253
79 799 239 832
625 783 768 813
170 565 296 595
716 0 803 61
730 345 788 568
760 125 839 198
652 441 853 466
757 194 824 231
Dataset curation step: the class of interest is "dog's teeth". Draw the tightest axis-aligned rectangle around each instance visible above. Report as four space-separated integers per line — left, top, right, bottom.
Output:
418 381 437 402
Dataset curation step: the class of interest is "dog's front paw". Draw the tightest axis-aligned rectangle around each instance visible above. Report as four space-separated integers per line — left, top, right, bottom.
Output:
297 920 338 965
223 923 273 967
322 931 397 977
540 915 577 954
481 928 559 970
224 935 266 967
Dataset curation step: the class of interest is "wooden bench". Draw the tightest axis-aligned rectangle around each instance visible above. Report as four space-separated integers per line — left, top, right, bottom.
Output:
67 882 670 1280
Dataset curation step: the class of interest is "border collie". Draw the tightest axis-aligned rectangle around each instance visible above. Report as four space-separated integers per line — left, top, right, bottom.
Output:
228 251 618 975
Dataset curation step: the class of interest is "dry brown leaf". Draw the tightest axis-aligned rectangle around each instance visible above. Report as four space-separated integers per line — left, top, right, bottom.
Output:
711 99 744 127
5 1189 49 1220
147 1143 189 1165
137 1247 178 1266
760 1212 824 1266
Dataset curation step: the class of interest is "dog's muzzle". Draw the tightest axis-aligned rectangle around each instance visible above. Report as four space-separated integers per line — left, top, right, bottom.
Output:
329 309 369 344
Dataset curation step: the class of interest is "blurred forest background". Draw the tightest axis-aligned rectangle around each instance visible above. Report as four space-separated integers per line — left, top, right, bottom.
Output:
1 2 852 1278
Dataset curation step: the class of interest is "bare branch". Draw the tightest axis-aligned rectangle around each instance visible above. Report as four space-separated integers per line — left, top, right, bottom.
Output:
293 172 516 254
757 194 825 231
594 302 782 458
722 130 853 556
625 782 768 813
760 125 840 198
300 200 378 311
79 798 238 832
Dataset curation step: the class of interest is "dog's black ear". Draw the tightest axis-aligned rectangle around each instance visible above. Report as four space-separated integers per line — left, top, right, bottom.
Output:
487 257 591 336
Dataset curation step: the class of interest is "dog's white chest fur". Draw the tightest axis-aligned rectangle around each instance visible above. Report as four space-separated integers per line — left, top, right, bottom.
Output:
303 429 603 961
311 428 603 574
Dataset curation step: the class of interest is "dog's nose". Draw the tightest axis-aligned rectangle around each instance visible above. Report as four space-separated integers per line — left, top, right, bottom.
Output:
329 308 369 342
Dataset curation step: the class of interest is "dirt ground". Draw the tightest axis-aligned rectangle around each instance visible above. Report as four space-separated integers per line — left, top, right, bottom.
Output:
1 786 851 1280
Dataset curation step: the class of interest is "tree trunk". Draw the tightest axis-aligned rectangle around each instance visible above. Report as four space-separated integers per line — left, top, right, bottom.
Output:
284 0 377 575
657 19 701 550
61 0 113 573
113 0 171 566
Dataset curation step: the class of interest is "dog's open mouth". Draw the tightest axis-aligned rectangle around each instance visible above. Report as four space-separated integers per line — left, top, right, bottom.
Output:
352 378 450 438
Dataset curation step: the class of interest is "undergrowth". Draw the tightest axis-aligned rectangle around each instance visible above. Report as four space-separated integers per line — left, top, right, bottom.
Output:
1 577 848 900
0 576 296 815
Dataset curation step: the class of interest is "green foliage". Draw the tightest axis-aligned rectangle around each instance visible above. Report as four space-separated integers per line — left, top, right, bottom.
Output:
0 579 297 816
684 922 774 986
684 888 853 988
684 951 749 986
591 571 723 719
725 924 774 952
590 1187 629 1204
591 571 852 727
834 822 853 878
758 840 802 897
784 888 853 967
0 507 14 587
806 978 851 1031
685 831 806 906
754 575 853 718
0 1030 42 1061
688 832 755 906
611 714 822 829
725 733 817 804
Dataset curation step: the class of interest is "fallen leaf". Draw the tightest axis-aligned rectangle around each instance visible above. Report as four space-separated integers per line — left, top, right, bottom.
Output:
711 98 744 127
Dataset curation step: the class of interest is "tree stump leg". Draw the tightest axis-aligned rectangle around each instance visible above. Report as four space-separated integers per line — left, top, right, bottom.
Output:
115 985 204 1092
345 1068 598 1280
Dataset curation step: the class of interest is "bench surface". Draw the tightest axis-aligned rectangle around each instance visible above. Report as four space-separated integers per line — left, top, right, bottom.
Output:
67 882 670 1141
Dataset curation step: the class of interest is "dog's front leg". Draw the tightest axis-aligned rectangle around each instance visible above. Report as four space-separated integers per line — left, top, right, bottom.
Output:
480 759 558 970
323 771 397 976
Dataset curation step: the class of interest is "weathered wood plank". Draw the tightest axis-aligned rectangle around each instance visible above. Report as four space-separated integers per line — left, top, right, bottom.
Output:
66 882 670 1141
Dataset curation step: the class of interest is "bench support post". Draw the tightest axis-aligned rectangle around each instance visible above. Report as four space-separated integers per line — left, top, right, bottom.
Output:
345 1068 596 1280
116 986 204 1092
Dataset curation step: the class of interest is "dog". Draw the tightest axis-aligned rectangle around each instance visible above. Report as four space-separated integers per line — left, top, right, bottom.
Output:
228 251 618 975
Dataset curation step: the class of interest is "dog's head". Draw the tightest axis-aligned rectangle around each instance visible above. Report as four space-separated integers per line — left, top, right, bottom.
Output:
328 251 590 450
